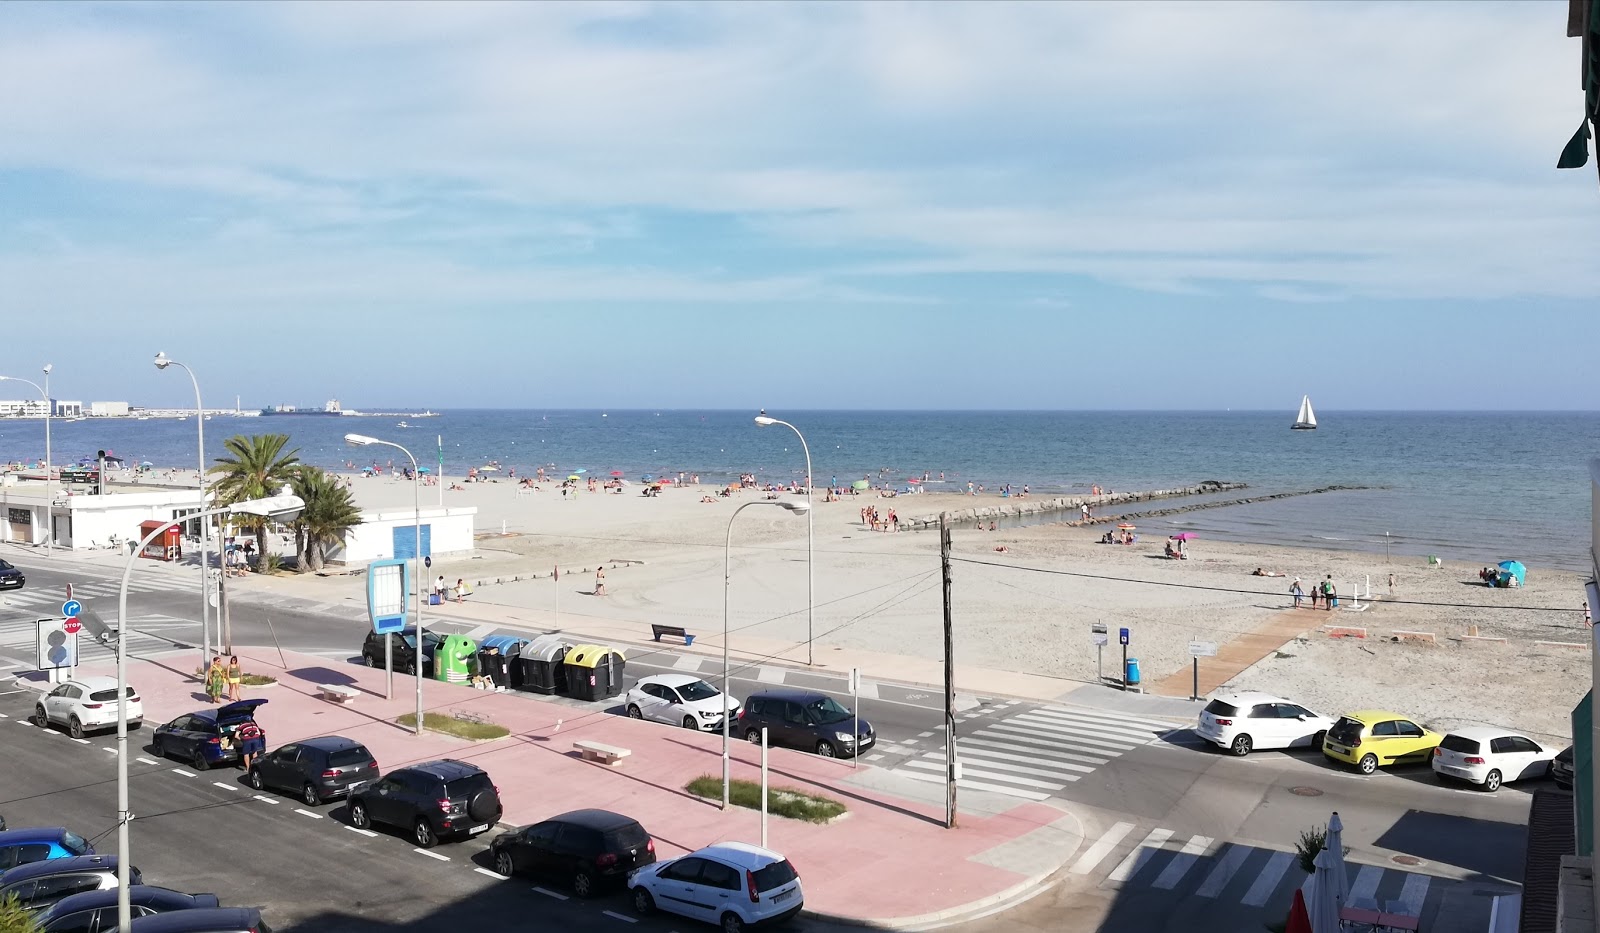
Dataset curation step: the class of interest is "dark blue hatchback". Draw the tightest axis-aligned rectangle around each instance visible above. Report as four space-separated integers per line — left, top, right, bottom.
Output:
0 828 93 872
152 700 268 770
0 558 23 590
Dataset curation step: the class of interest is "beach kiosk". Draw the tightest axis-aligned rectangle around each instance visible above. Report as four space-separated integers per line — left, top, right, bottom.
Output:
517 635 571 695
139 520 182 561
434 634 478 685
480 635 529 690
564 644 626 701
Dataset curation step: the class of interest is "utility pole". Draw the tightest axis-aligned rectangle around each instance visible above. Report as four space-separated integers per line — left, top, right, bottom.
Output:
940 512 957 829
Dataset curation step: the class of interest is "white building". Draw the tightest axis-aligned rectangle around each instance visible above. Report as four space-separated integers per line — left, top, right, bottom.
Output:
54 400 82 417
0 399 81 418
89 401 130 418
329 506 478 564
0 480 209 551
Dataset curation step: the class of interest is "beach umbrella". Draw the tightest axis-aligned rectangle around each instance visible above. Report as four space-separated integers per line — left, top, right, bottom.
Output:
1324 812 1350 917
479 465 500 473
567 475 581 482
418 467 430 474
1496 560 1526 586
1285 888 1313 933
1117 523 1136 530
1172 531 1198 541
642 474 655 482
610 471 624 477
140 461 153 468
852 479 870 490
1308 849 1341 933
572 468 587 474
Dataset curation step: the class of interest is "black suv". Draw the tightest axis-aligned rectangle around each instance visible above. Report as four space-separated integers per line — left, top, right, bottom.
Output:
348 759 502 848
248 736 379 806
737 689 875 758
361 629 440 676
0 855 140 914
489 809 655 897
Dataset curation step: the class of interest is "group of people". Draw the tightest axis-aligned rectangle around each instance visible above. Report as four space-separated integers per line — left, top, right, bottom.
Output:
861 505 898 532
430 575 473 603
203 654 245 703
1289 575 1339 610
1099 529 1137 545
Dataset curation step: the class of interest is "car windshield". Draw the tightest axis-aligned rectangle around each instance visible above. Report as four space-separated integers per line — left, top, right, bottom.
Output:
806 696 852 724
1328 718 1365 744
603 823 650 851
754 859 798 892
62 831 90 856
1440 734 1481 754
89 687 137 703
0 560 12 570
677 680 719 702
444 773 493 798
328 747 371 768
1203 700 1239 717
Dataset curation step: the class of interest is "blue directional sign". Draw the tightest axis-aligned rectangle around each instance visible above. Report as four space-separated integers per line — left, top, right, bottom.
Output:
366 559 409 634
61 599 82 619
1119 627 1130 646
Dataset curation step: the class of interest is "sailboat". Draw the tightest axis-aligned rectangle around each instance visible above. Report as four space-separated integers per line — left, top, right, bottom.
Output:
1292 395 1318 430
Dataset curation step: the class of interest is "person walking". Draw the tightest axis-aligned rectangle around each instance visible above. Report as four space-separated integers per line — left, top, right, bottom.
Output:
226 655 243 701
1290 579 1304 608
433 575 446 604
204 656 226 704
1308 582 1321 610
1322 575 1338 610
594 566 607 597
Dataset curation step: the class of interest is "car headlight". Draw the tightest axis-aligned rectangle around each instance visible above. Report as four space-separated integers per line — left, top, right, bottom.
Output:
835 731 855 742
699 709 718 718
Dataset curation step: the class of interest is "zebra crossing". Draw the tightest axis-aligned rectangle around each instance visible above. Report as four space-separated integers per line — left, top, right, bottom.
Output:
0 578 202 672
893 704 1180 800
0 577 183 618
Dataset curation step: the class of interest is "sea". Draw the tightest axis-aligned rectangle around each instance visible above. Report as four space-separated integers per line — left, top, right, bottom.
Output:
2 410 1596 572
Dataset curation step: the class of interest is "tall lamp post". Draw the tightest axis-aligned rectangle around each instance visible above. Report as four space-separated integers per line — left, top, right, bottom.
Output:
116 488 304 933
346 433 425 732
153 353 212 666
723 499 810 809
754 412 816 666
1 369 53 556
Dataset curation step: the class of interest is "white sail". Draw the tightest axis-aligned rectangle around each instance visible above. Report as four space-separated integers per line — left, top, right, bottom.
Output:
1293 395 1317 429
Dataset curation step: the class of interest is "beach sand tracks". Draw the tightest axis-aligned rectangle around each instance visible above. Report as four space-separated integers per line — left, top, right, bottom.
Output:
1150 608 1321 698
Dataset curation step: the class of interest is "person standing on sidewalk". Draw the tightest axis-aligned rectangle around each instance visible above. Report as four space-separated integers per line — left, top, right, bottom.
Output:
1290 579 1304 608
226 655 243 701
204 657 226 704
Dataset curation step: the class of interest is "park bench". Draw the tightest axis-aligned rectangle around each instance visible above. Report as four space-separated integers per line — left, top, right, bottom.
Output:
317 684 359 705
573 740 631 766
651 624 694 646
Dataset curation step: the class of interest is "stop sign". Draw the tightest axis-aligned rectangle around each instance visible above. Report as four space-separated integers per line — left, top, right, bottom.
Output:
63 618 82 635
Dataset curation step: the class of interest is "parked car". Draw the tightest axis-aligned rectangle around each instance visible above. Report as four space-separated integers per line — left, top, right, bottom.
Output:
626 675 741 732
248 736 378 806
37 884 221 932
736 689 873 759
489 809 655 897
0 855 138 914
0 829 93 872
629 842 803 933
361 629 440 676
1553 745 1575 790
0 814 6 832
35 676 143 738
1196 692 1335 756
347 759 502 848
1322 710 1443 774
125 907 271 933
151 700 268 771
1432 727 1558 792
0 558 23 590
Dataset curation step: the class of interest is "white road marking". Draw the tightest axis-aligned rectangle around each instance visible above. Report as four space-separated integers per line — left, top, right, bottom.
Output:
1006 699 1022 706
1396 872 1430 916
1107 828 1174 883
904 758 1071 788
345 826 378 837
946 745 1096 775
897 769 1052 800
917 731 933 738
294 808 324 819
413 848 450 861
213 782 239 792
865 754 884 761
137 757 160 765
1241 851 1295 906
1070 822 1136 875
253 795 280 805
603 910 638 924
533 886 570 900
756 666 785 684
171 768 198 777
1043 705 1181 729
464 623 498 640
1348 865 1384 906
72 737 90 744
990 720 1141 753
671 654 703 672
965 736 1109 766
1014 713 1152 745
1152 835 1213 890
104 747 117 754
0 712 8 718
475 867 510 879
1195 843 1251 898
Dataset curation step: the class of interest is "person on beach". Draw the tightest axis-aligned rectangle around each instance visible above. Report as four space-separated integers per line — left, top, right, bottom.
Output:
204 656 226 704
1308 582 1320 609
454 578 471 602
966 482 975 496
594 566 607 597
1322 576 1337 610
1081 503 1091 522
226 655 243 701
1290 580 1304 608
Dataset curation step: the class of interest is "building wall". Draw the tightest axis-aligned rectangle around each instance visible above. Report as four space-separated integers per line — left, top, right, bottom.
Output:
0 486 209 551
89 402 130 418
331 507 477 564
53 400 83 417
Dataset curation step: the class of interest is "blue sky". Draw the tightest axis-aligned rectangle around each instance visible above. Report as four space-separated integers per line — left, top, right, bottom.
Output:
1 1 1597 410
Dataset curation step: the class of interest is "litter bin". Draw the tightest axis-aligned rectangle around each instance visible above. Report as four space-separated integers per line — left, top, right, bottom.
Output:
435 634 478 685
564 644 627 701
517 635 570 695
480 635 528 690
1124 657 1141 687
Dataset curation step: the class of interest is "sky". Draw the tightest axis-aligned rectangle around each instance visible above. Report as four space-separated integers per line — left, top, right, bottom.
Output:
1 1 1597 411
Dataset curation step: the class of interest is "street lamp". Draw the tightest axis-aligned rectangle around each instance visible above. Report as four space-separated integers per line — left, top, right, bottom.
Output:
345 433 423 727
117 488 303 933
754 412 816 666
153 352 213 668
723 499 810 809
0 370 52 557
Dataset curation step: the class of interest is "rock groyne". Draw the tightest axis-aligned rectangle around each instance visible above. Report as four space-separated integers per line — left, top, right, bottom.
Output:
901 481 1246 530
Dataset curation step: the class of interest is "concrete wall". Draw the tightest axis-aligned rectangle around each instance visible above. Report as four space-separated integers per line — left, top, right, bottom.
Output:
89 401 130 417
331 507 477 564
0 486 207 550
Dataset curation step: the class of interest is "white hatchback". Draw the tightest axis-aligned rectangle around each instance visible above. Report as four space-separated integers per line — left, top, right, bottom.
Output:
1432 726 1557 792
625 674 740 732
1196 691 1335 756
36 676 143 738
629 841 803 933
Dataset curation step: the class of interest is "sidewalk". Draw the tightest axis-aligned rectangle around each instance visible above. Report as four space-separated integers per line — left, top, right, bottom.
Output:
50 647 1084 928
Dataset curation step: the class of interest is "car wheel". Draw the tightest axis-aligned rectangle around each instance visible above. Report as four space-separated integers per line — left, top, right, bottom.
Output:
627 705 644 719
1357 753 1378 775
494 850 515 877
1483 769 1502 792
33 706 47 728
192 749 210 772
248 768 265 791
1230 734 1253 757
816 740 838 758
303 783 322 806
683 716 699 730
572 869 595 898
414 819 436 849
721 911 746 933
366 655 378 668
129 720 142 732
151 736 167 759
632 887 655 915
349 801 371 829
68 717 85 740
1313 731 1327 748
745 729 762 744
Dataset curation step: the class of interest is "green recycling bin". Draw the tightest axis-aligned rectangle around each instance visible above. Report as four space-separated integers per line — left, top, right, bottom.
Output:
563 644 626 701
434 634 479 686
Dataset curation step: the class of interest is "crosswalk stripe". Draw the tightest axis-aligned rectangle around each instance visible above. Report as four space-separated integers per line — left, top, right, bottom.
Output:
1070 822 1136 874
671 655 703 672
1152 835 1213 890
897 769 1052 801
965 735 1110 766
1241 851 1295 906
1028 707 1167 733
1396 872 1430 916
1014 712 1153 744
1043 705 1182 729
1348 865 1383 906
949 744 1096 775
986 720 1140 753
1107 828 1174 883
923 747 1093 778
1195 844 1251 898
756 666 785 684
902 758 1071 789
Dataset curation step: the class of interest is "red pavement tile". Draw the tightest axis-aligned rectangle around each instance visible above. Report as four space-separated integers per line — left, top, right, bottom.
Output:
74 648 1069 925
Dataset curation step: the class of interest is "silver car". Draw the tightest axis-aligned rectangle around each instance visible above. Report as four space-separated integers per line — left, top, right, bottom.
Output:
625 674 740 731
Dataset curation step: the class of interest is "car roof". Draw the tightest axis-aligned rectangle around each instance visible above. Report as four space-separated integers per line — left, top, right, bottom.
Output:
695 842 785 869
126 907 261 933
1212 691 1288 706
1445 725 1533 742
65 676 121 691
1340 710 1413 724
639 673 704 689
0 854 118 885
297 736 363 752
748 688 829 703
44 885 212 916
546 809 643 832
405 759 483 780
0 827 75 845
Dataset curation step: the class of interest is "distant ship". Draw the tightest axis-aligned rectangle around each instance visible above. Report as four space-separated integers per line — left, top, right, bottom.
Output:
1292 395 1318 430
261 399 354 417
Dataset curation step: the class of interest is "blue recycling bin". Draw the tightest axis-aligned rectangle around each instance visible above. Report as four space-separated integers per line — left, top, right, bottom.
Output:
1125 657 1141 686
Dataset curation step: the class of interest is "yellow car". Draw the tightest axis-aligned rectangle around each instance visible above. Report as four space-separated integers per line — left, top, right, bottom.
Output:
1321 710 1443 774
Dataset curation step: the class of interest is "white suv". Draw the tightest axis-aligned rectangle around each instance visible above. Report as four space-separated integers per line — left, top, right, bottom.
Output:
36 676 143 738
1196 691 1334 756
629 842 803 933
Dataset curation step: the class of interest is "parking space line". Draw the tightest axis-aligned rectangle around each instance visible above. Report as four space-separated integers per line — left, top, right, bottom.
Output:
603 911 637 924
253 795 280 805
103 747 116 754
413 848 450 861
294 808 324 820
213 782 239 792
137 757 160 765
14 719 33 726
533 886 569 900
474 867 509 879
345 826 378 837
171 768 197 777
0 711 8 718
71 737 91 744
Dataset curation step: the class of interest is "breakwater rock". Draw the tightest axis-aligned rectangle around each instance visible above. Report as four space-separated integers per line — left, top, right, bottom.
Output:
901 481 1247 530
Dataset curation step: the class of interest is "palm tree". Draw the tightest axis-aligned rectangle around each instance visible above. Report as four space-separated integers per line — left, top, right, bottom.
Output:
208 434 302 565
289 467 364 572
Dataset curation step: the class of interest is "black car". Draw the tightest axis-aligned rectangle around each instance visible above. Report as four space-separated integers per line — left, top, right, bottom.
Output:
348 759 502 848
0 855 140 914
249 736 378 806
151 700 267 771
0 559 23 590
489 809 655 898
361 629 440 676
736 689 875 758
1553 745 1575 790
126 907 271 933
37 884 220 932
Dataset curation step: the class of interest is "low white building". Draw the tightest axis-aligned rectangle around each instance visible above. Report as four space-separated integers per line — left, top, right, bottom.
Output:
0 480 208 551
329 506 478 564
89 401 130 418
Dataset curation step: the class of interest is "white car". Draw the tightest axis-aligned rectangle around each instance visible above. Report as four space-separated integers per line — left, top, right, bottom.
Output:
625 674 740 732
1432 726 1558 792
629 841 803 933
35 676 143 738
1196 691 1335 756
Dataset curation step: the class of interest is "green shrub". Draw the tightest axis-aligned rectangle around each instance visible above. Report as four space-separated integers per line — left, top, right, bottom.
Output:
685 775 846 823
397 712 508 741
0 893 39 933
1296 824 1328 874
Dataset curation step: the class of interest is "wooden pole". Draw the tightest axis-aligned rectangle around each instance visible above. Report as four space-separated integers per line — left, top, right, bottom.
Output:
941 512 957 829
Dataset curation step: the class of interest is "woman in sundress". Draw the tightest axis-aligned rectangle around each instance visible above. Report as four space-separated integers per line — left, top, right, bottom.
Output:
226 655 243 701
205 657 226 704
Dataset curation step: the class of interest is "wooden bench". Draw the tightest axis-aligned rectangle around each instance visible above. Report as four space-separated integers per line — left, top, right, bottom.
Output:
573 740 631 766
651 624 694 646
317 684 359 705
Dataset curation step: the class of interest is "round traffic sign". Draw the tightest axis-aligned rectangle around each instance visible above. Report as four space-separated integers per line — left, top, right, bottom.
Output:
63 619 82 635
61 599 82 618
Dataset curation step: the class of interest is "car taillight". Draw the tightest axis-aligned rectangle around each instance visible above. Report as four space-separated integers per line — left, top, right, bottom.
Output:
322 770 341 778
646 839 655 853
82 703 103 710
1213 718 1232 726
1433 748 1442 757
1465 756 1485 765
1348 737 1361 747
437 798 453 813
746 870 760 903
208 738 221 745
596 853 618 868
737 708 747 721
368 761 378 770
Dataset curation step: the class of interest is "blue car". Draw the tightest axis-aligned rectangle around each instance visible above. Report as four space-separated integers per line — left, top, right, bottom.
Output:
37 884 220 932
0 558 23 590
151 699 268 771
0 854 137 913
0 828 93 872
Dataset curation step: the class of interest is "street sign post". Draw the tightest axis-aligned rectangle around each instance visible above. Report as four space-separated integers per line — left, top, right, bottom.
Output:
63 618 82 635
849 667 860 771
366 559 410 700
62 599 82 619
1187 640 1218 701
35 618 79 682
1091 622 1108 682
1119 627 1131 692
